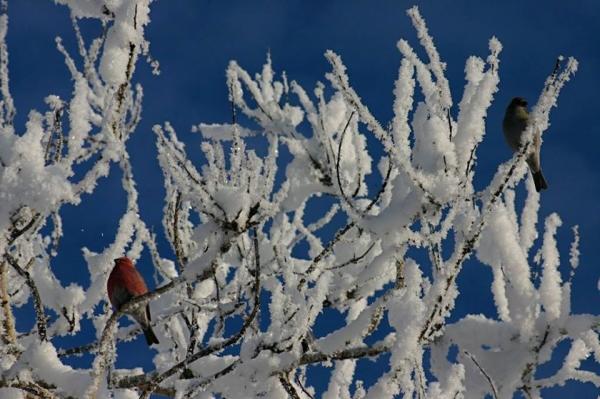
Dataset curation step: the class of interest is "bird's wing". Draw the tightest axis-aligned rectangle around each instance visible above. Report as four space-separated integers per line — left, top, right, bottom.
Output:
111 285 133 310
123 266 150 296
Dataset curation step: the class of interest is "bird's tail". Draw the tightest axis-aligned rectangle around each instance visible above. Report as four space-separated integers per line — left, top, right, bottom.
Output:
532 170 548 192
143 326 159 346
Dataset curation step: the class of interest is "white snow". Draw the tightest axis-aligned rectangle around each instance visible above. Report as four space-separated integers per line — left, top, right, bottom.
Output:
1 3 592 399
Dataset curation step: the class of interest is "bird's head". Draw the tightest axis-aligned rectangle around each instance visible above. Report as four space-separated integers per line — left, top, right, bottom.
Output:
509 97 528 108
114 256 134 268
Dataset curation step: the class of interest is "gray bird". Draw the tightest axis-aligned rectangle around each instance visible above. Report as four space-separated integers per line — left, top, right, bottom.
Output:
502 97 548 192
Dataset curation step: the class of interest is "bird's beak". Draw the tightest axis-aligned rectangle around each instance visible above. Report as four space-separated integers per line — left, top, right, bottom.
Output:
113 258 119 262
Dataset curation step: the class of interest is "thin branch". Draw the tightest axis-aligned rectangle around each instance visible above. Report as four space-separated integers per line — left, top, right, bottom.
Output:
415 359 426 399
295 372 315 399
111 42 136 140
83 266 215 398
334 111 360 213
0 261 17 345
546 57 562 92
326 241 376 270
301 158 391 285
325 53 441 208
463 351 499 399
58 309 181 358
0 260 17 346
395 257 405 289
5 255 47 341
172 190 187 273
301 222 355 280
464 145 477 177
0 0 15 128
279 373 302 399
0 380 57 399
8 211 41 244
182 360 241 398
296 342 390 368
418 135 534 342
520 326 550 395
364 157 393 215
44 102 65 165
300 157 391 283
132 230 262 397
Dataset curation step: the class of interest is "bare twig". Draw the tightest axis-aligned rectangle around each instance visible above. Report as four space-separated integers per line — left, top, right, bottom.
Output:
464 351 499 399
182 360 241 398
294 372 315 399
334 111 359 213
364 157 393 215
301 222 355 280
464 145 477 177
326 241 376 270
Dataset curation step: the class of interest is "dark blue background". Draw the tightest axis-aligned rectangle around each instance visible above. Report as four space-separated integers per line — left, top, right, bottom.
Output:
8 1 599 397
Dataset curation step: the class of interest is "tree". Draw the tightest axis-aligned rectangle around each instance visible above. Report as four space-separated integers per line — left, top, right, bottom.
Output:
0 1 597 398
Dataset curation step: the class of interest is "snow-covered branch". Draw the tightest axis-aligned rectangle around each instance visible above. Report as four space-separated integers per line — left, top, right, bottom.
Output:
1 3 594 399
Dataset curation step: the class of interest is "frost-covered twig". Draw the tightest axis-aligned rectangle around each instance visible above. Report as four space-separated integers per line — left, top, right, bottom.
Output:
7 209 41 245
326 242 376 271
335 111 359 213
5 255 47 342
131 230 262 397
0 260 16 345
3 3 589 398
172 190 187 273
279 373 302 399
418 76 563 342
83 277 183 398
0 3 15 129
325 50 441 208
463 350 498 399
182 360 241 398
0 380 57 399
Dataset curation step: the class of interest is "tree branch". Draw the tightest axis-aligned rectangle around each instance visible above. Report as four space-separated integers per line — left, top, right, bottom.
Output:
334 111 360 213
418 136 534 342
0 260 17 346
279 373 302 399
5 255 47 342
463 351 499 399
130 230 262 397
0 380 58 399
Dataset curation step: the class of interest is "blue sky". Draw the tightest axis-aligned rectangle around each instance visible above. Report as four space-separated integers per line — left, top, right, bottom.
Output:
8 1 600 397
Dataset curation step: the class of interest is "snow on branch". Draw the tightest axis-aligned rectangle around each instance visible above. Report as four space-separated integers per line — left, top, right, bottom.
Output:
1 3 594 399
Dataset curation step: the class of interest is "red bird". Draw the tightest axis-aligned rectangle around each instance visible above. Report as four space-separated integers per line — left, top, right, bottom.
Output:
107 257 159 345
